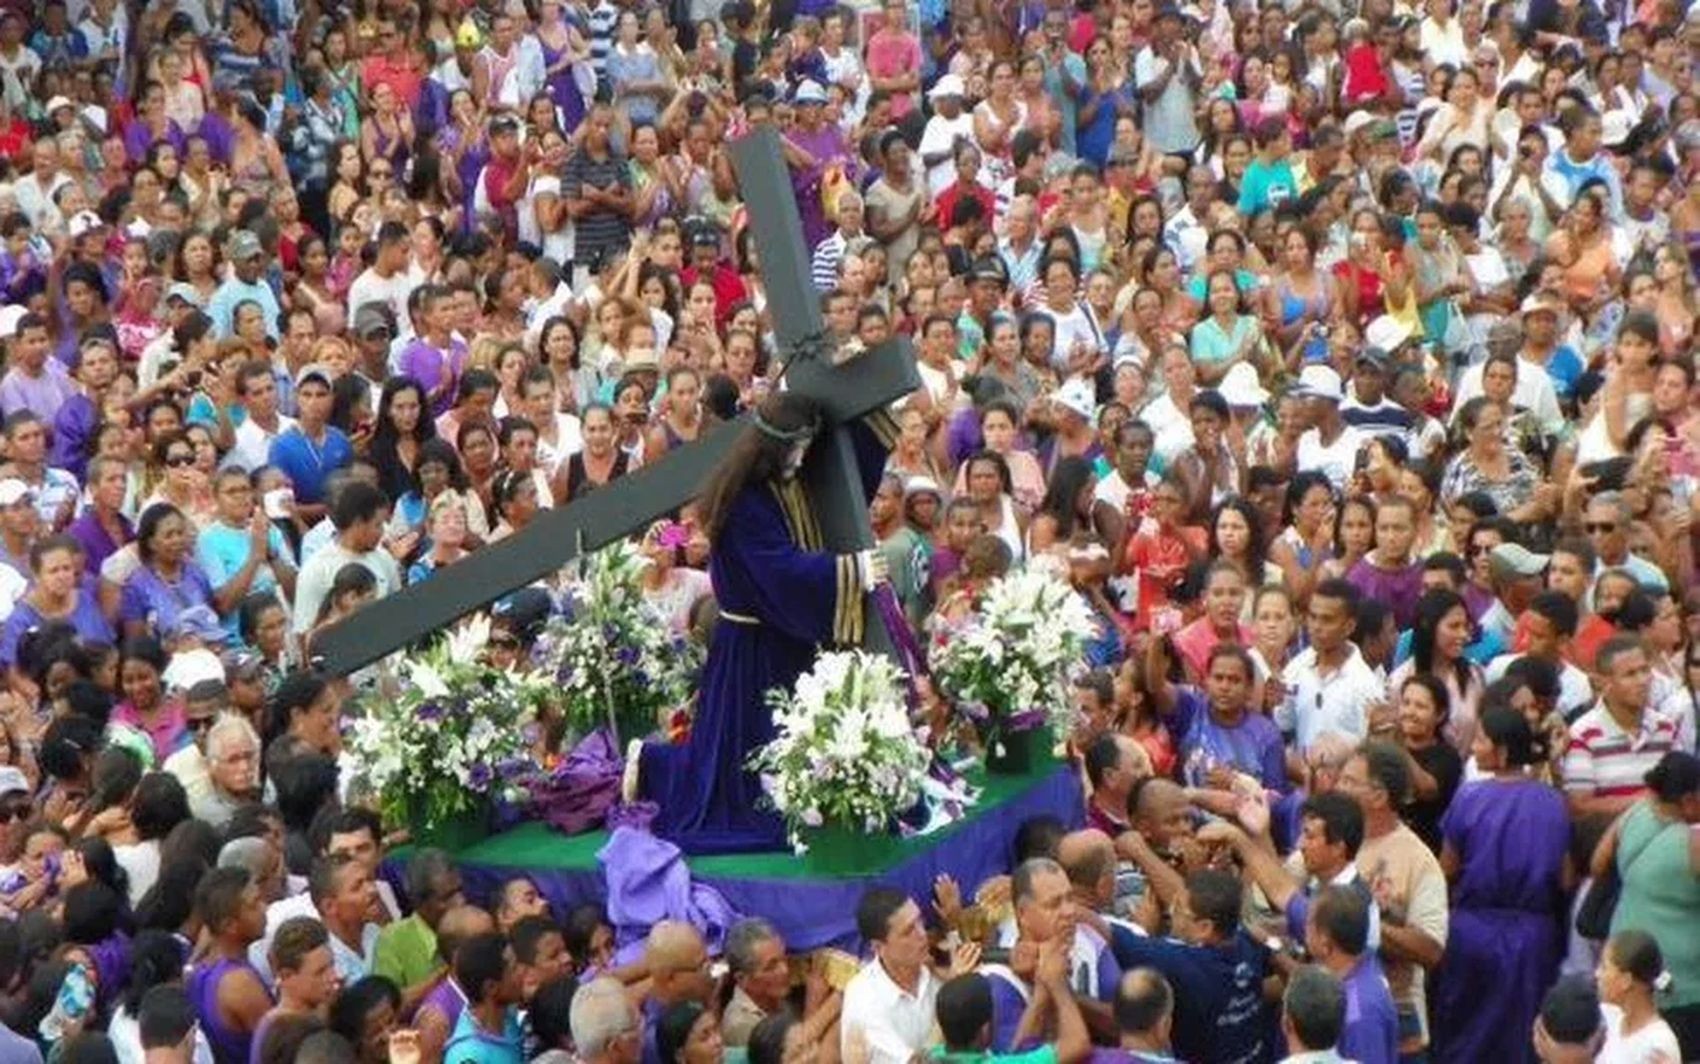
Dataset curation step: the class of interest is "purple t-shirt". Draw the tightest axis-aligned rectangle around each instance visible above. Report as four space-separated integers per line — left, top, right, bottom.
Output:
0 587 115 667
118 562 216 634
1338 953 1399 1064
1163 687 1288 792
1346 556 1425 630
67 510 133 575
398 339 468 416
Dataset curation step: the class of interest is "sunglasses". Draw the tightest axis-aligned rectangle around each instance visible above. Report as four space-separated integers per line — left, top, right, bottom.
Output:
165 453 196 468
187 715 217 732
1584 522 1617 534
488 634 521 651
0 803 30 823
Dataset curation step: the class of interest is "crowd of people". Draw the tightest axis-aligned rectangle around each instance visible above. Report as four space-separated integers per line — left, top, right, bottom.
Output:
0 0 1696 1058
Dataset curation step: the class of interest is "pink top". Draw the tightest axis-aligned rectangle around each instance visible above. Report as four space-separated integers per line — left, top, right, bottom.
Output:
111 699 189 766
1172 617 1253 683
864 31 922 118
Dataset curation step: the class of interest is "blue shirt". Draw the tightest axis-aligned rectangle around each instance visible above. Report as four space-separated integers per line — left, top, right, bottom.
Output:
268 425 353 505
443 1006 525 1064
1237 157 1298 216
206 276 282 340
1109 925 1271 1064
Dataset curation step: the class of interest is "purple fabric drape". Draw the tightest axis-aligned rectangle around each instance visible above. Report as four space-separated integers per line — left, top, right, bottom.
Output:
527 729 624 836
597 827 740 964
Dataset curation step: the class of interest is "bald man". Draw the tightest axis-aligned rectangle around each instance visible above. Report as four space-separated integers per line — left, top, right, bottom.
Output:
1113 779 1197 920
416 905 497 1064
642 922 714 1064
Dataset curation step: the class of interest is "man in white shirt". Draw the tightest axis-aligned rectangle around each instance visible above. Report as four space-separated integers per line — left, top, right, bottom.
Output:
1293 366 1365 493
346 222 419 342
226 360 296 473
842 888 941 1064
11 139 69 229
1279 579 1387 750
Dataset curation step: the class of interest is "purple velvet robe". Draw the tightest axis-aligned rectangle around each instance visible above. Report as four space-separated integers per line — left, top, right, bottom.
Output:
638 418 892 854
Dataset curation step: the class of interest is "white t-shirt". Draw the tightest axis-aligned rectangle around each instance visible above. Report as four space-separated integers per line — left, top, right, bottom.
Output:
1296 424 1365 492
1598 1004 1682 1064
226 413 297 473
918 112 976 196
346 267 420 340
0 565 27 625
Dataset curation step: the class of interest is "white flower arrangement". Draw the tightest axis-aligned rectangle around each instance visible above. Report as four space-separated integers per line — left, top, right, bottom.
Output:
345 613 553 832
535 540 702 745
749 649 931 841
931 568 1100 746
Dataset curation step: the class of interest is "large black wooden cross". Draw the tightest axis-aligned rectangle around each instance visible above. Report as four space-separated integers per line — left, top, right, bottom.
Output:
313 127 922 676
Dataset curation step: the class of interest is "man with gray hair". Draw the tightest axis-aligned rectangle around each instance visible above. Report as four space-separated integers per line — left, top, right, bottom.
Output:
217 835 286 903
811 189 865 291
572 976 642 1064
191 714 262 828
721 917 843 1049
1582 492 1668 597
980 857 1119 1051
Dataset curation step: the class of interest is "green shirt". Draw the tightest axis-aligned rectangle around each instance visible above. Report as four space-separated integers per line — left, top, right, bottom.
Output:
372 913 438 990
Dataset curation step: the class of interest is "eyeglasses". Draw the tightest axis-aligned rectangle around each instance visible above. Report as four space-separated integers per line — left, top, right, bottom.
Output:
1584 522 1617 534
165 453 196 468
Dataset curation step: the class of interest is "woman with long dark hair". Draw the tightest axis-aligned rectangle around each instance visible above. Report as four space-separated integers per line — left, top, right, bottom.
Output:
633 392 898 852
1388 588 1484 751
369 377 438 504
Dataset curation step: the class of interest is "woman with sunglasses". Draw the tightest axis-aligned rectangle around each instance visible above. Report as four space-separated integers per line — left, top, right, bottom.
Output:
139 431 216 531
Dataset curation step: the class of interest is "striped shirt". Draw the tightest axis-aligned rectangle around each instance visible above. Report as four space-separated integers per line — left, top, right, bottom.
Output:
810 230 848 291
588 0 618 88
1563 704 1680 800
562 147 632 262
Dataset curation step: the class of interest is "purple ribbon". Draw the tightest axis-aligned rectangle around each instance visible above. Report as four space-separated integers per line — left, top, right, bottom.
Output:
872 582 928 710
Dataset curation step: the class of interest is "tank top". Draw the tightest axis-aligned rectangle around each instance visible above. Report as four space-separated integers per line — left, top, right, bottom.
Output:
565 450 630 501
188 955 268 1064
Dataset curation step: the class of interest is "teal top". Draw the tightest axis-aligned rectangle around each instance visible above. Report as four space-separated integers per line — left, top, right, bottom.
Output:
1612 800 1700 1007
931 1046 1060 1064
444 1006 525 1064
1189 314 1258 369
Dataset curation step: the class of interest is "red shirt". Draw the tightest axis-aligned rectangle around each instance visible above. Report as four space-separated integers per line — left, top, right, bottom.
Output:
936 180 996 230
1343 43 1390 106
680 262 748 330
362 54 424 110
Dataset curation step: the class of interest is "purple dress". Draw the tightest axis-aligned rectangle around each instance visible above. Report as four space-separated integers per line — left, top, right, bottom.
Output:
540 32 586 134
1432 777 1570 1063
188 955 269 1064
440 124 490 237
